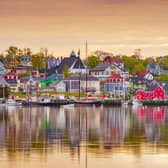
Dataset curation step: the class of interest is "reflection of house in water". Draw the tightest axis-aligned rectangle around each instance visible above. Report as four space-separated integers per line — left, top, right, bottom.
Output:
136 107 166 142
100 107 130 146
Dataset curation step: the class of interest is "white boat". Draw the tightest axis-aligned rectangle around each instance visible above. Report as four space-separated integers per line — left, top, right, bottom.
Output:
6 99 22 106
132 99 142 106
62 104 74 109
122 101 128 106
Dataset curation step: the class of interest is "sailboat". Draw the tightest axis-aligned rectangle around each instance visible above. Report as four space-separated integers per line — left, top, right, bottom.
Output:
74 41 101 107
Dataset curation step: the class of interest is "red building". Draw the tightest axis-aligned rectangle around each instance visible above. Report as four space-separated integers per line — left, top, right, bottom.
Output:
103 74 129 95
3 71 20 92
102 56 124 69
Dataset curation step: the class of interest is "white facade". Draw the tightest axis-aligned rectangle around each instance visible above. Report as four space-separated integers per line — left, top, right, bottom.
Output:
144 72 153 80
91 65 121 81
53 81 66 92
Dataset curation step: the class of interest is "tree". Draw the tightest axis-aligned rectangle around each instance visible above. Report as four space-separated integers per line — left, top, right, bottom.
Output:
123 56 147 74
31 53 46 70
63 65 70 78
6 46 21 68
86 55 100 68
0 85 10 98
160 56 168 70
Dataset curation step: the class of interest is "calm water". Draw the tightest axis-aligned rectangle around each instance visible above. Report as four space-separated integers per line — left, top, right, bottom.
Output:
0 105 168 168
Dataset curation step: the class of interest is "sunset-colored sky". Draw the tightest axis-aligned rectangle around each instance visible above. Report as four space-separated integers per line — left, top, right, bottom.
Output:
0 0 168 58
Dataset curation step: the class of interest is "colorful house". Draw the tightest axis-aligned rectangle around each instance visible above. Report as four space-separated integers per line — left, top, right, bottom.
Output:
13 65 29 75
19 55 32 67
20 78 40 93
50 81 66 92
104 74 129 95
40 73 62 87
90 64 122 81
64 75 100 94
103 56 124 69
146 63 161 76
57 51 86 74
46 57 60 76
135 70 153 81
0 61 5 76
3 71 20 92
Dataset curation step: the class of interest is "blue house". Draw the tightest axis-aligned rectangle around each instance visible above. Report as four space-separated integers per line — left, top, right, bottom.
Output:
0 61 5 76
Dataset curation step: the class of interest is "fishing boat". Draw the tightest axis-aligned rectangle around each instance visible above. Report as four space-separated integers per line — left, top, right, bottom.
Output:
61 103 74 109
74 41 101 107
75 98 101 106
6 99 22 106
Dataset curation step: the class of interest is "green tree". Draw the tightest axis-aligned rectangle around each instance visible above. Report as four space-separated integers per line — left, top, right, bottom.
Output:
123 56 147 74
0 85 10 98
86 55 100 68
31 53 46 70
160 74 168 81
6 46 22 68
160 56 168 70
63 65 70 78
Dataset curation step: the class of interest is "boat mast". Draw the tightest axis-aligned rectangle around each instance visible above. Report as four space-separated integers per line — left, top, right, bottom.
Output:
85 40 88 97
78 51 81 100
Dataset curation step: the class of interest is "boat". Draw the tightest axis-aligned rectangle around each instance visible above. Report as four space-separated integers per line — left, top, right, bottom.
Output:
122 101 128 106
74 41 101 107
6 99 22 106
75 98 101 106
132 99 142 106
62 104 74 109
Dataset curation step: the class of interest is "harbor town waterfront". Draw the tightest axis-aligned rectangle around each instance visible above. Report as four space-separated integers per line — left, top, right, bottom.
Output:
1 0 168 167
0 105 168 168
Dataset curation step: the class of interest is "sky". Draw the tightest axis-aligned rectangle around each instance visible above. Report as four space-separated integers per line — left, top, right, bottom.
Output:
0 0 168 58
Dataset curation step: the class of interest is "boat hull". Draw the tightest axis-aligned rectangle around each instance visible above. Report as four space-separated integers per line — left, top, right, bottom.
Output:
74 100 101 107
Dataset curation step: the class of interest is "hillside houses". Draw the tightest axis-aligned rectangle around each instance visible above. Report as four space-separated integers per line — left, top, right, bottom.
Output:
1 48 168 98
3 71 20 92
64 75 100 94
90 64 122 81
57 51 86 74
146 63 161 76
103 74 129 95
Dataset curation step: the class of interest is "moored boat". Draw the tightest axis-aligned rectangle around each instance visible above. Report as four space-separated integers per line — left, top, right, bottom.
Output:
6 99 22 106
75 98 101 106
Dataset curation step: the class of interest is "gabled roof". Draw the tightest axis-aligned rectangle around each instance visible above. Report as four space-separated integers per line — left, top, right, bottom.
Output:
57 55 85 74
135 70 149 76
146 80 160 91
65 75 99 81
90 64 112 72
132 76 147 84
106 74 123 79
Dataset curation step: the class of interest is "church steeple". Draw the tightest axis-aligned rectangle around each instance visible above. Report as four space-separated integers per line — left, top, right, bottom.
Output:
70 50 76 57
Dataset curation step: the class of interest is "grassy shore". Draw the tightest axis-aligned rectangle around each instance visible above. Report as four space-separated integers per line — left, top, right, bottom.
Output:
10 91 85 99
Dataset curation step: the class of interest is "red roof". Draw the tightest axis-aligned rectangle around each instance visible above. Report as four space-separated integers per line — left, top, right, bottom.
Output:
103 56 123 64
106 74 123 79
135 70 149 76
21 78 30 84
100 81 105 84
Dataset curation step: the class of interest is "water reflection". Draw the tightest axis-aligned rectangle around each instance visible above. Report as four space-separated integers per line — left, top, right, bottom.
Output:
0 105 168 166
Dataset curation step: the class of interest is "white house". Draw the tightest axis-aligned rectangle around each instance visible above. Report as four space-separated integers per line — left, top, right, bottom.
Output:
90 64 122 81
50 81 66 92
57 51 86 74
